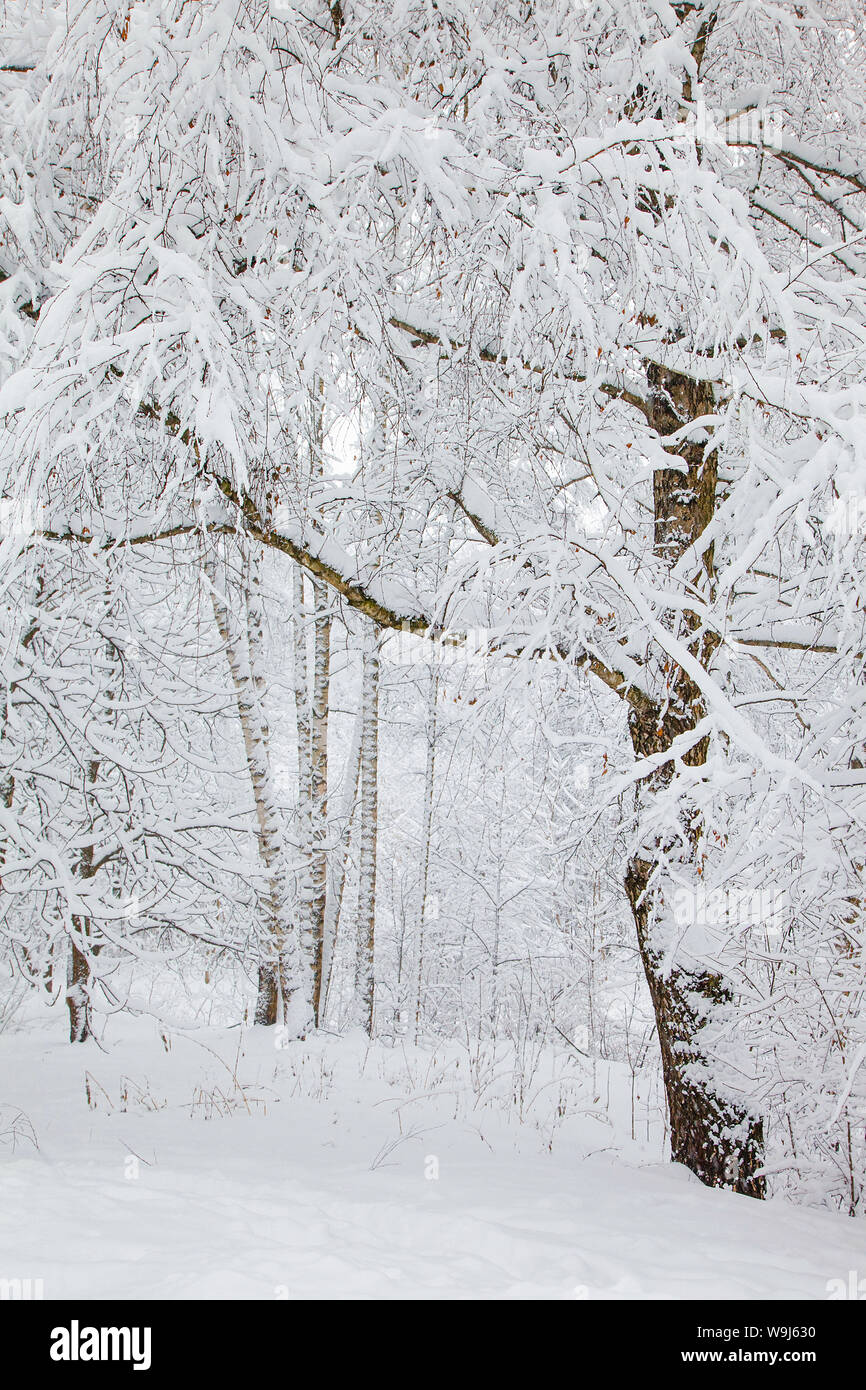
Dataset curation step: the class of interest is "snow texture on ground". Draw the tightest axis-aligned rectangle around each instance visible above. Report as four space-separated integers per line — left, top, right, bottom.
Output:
1 1009 864 1300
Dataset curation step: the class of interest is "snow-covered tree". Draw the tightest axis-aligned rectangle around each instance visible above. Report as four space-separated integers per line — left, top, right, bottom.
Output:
1 0 864 1204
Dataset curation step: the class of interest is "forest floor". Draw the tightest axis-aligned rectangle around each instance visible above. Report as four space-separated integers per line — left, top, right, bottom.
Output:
1 1005 864 1300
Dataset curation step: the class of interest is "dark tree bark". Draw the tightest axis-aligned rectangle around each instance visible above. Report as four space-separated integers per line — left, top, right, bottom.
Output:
254 965 280 1027
66 933 92 1043
623 366 765 1197
625 856 765 1197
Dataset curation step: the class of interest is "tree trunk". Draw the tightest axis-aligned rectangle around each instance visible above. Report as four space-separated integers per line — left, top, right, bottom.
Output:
67 754 100 1043
4 573 53 998
354 627 380 1034
624 855 765 1196
66 934 92 1043
305 384 331 1024
205 544 307 1030
624 366 766 1197
414 667 438 1040
291 564 316 998
309 576 331 1023
320 699 363 1021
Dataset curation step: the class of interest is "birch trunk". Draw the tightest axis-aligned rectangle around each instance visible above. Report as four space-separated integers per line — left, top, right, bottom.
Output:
292 565 315 987
4 574 53 995
414 668 438 1040
205 544 307 1030
320 699 363 1022
68 585 118 1043
309 576 330 1023
67 753 100 1043
354 627 380 1035
304 382 331 1023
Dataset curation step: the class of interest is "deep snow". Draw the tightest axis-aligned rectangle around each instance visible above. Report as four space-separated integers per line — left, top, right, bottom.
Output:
1 1007 864 1300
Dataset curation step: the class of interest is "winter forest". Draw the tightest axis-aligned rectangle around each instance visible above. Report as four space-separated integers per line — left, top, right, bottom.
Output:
1 0 866 1303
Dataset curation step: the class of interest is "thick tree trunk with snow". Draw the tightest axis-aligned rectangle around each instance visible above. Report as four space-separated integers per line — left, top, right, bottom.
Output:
625 367 765 1197
624 853 765 1197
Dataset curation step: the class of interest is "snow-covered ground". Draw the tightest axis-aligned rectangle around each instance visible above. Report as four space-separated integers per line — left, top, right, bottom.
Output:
1 1007 864 1300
